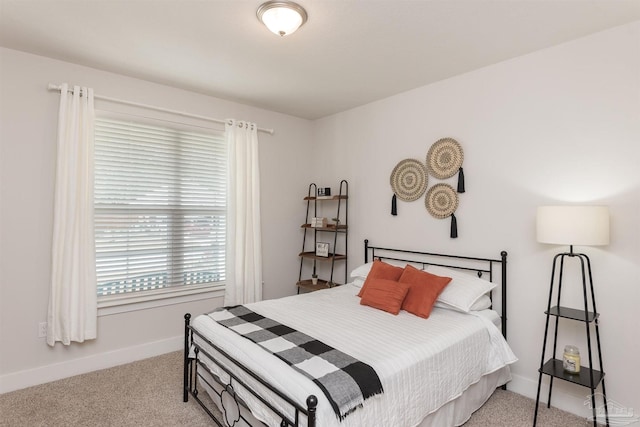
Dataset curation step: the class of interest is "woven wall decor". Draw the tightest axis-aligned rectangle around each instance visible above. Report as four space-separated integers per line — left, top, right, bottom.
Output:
389 158 428 215
425 183 459 238
390 158 428 202
425 183 458 218
426 138 463 179
426 138 465 193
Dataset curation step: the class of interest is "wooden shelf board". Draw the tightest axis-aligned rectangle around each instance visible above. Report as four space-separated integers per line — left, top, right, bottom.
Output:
297 280 332 292
304 195 348 201
301 224 347 231
299 251 347 261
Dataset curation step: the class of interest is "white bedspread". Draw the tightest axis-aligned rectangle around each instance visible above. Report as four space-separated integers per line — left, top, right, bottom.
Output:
191 284 517 427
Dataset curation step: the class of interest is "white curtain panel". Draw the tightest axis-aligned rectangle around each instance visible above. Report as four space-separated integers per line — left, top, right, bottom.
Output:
47 84 97 346
225 120 263 305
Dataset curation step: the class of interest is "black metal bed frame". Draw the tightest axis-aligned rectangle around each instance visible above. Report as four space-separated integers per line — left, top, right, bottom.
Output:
183 314 317 427
364 239 508 340
183 239 509 427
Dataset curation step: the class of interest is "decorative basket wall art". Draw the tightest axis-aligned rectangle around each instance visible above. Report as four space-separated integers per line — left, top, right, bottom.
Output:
388 137 466 238
426 137 465 193
425 183 459 238
389 158 428 215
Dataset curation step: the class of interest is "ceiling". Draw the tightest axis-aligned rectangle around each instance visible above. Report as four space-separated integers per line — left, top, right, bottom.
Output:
1 1 639 120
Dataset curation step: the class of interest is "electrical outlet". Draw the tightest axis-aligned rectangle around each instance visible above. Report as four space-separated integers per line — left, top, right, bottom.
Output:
38 322 47 338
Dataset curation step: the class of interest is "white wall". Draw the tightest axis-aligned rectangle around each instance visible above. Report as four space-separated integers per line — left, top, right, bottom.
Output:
1 20 638 422
313 22 640 420
0 48 313 392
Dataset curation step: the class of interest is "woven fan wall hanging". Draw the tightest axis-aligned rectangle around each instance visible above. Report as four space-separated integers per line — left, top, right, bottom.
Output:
425 183 459 238
389 158 427 216
426 137 465 193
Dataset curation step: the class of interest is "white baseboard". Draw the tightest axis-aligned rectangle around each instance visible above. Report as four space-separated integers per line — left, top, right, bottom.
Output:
0 335 183 394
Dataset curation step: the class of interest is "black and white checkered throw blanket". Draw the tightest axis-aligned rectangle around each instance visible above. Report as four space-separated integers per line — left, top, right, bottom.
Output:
208 305 384 420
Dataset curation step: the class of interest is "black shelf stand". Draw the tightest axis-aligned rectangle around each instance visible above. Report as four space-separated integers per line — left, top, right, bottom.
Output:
533 247 608 427
297 180 348 292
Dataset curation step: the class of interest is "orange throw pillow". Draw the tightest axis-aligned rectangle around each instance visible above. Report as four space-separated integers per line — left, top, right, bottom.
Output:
357 260 404 297
399 265 452 318
360 278 410 315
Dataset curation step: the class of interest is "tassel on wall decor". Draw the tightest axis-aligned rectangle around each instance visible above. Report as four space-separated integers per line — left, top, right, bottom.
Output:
457 167 465 193
450 214 458 238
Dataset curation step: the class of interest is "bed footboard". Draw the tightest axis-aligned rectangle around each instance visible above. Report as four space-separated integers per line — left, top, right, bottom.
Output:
183 313 318 427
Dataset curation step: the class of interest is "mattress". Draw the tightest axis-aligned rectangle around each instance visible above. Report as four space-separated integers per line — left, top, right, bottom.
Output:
190 283 517 427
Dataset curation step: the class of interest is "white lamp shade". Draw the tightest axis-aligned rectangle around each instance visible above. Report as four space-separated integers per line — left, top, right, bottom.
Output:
257 1 307 37
537 206 610 246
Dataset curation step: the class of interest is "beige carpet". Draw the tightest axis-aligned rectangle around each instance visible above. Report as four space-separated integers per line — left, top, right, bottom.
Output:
0 351 589 426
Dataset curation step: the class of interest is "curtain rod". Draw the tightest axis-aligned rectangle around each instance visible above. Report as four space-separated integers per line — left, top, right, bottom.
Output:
47 83 275 135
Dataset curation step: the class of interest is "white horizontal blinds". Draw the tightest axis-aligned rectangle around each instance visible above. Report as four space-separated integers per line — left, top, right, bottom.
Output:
94 118 226 296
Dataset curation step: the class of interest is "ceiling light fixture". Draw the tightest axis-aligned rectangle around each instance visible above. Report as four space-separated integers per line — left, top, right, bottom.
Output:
257 1 308 37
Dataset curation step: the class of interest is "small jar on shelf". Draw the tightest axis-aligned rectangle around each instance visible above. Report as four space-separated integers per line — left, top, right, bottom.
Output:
563 345 581 374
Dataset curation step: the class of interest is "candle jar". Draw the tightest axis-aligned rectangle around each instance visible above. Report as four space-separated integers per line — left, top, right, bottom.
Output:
563 345 581 374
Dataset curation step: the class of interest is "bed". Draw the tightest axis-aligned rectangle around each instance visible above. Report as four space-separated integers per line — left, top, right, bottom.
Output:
183 239 516 427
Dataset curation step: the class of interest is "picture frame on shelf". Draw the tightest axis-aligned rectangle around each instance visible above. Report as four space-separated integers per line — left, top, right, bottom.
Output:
317 187 331 197
311 217 327 228
315 242 330 257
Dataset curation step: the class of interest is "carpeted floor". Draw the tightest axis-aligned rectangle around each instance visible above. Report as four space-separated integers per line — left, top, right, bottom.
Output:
0 351 590 426
462 388 590 426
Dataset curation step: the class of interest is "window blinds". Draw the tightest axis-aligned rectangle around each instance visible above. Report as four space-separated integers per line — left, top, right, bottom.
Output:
94 118 226 296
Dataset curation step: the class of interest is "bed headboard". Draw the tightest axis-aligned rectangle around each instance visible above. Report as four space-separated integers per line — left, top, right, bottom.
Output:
363 239 508 340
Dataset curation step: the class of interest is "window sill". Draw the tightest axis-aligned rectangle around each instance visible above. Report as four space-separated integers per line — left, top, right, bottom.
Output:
98 283 225 317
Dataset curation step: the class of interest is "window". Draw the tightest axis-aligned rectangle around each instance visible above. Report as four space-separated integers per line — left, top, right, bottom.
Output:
94 117 226 298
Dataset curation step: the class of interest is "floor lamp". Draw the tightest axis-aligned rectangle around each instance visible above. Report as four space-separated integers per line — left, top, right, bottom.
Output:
534 205 610 427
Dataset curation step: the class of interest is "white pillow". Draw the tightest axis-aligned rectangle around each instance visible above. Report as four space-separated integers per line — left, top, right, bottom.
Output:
427 265 496 313
435 294 492 312
350 262 375 280
470 294 492 311
351 277 366 288
350 259 411 280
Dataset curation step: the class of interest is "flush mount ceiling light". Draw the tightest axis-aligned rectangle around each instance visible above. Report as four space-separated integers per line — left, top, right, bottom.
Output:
257 1 308 37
